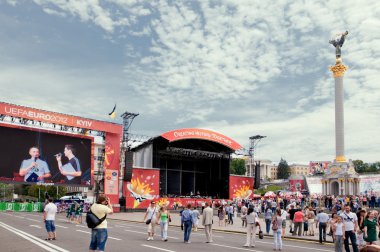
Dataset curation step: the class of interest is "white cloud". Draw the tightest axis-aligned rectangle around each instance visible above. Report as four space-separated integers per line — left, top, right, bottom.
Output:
2 0 380 163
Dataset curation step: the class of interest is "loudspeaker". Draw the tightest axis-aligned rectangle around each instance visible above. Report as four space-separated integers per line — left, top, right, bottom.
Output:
254 162 260 189
124 151 133 181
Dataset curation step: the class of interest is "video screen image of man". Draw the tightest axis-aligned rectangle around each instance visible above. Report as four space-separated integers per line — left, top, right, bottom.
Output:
56 144 82 184
19 146 51 183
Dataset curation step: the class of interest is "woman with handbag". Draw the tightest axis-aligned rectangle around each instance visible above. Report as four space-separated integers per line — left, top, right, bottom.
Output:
156 206 170 242
243 206 260 248
143 201 158 241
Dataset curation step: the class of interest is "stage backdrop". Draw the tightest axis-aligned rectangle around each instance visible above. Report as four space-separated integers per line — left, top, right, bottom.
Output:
229 175 254 200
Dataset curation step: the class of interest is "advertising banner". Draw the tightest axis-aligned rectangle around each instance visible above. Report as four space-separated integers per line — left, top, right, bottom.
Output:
0 125 92 186
125 168 160 208
359 174 380 194
0 102 121 134
125 197 214 209
309 161 331 175
0 202 43 212
104 170 118 195
229 175 254 200
289 179 305 192
161 128 242 150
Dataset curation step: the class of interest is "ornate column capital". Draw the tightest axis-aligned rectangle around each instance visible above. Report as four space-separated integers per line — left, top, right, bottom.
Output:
329 63 348 78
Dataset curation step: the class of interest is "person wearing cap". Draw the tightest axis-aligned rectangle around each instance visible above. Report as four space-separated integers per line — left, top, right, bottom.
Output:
143 201 158 241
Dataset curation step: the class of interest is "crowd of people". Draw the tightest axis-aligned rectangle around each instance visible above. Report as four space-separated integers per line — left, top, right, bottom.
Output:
37 193 380 252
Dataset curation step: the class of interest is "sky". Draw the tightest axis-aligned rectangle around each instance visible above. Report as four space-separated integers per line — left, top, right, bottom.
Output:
0 0 379 164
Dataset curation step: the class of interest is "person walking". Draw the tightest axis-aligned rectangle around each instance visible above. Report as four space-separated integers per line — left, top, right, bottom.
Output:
272 208 283 251
265 207 273 234
43 197 57 241
333 216 346 252
288 204 298 233
192 207 200 231
308 206 316 236
293 208 304 236
143 201 158 241
202 202 213 243
181 204 193 243
226 204 234 225
243 206 260 248
89 195 113 252
316 209 330 243
241 204 248 228
363 211 377 245
340 205 359 252
280 207 287 238
156 206 170 242
218 206 225 226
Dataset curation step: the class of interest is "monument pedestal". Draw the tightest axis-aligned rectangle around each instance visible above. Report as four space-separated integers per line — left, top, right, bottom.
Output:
322 160 359 196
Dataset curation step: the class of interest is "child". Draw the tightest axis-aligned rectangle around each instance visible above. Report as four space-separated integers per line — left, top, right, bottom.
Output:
332 216 345 252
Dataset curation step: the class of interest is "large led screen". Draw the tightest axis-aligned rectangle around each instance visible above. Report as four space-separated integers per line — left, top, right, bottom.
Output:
0 125 92 186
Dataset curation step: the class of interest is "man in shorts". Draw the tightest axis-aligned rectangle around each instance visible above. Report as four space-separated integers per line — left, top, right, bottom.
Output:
44 197 57 240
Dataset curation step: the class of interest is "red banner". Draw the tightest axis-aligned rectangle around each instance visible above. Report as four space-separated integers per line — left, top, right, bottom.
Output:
289 179 305 192
125 196 215 209
229 175 254 200
161 128 242 150
104 133 122 206
125 168 160 208
0 102 121 134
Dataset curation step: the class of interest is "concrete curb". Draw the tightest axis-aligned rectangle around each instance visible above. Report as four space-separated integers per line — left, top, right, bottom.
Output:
108 217 333 244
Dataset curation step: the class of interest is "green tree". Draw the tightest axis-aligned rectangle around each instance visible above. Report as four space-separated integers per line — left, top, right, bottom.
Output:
27 185 67 201
353 160 368 173
277 158 290 179
368 163 379 173
230 158 246 175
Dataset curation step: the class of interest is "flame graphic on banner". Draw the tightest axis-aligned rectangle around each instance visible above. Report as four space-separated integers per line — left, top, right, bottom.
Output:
157 198 170 207
233 185 253 200
104 145 115 168
127 178 154 208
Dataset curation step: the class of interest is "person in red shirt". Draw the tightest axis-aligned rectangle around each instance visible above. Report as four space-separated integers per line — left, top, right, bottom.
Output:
293 208 304 236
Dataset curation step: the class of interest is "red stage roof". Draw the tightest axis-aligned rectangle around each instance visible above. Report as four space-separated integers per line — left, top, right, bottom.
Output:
161 128 242 151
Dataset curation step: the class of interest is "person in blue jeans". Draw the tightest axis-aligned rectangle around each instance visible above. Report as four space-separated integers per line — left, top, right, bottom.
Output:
181 204 193 243
265 207 273 234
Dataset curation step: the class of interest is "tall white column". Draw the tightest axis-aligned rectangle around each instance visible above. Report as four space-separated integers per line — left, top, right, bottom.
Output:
330 63 348 163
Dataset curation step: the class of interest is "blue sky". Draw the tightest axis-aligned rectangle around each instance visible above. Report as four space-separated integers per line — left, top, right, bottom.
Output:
1 0 379 164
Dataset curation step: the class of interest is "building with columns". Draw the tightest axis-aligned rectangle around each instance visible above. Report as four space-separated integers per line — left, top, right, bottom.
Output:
321 162 360 195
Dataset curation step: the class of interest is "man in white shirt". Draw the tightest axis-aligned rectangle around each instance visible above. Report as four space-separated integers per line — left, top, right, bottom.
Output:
43 197 57 240
340 205 358 252
316 209 330 243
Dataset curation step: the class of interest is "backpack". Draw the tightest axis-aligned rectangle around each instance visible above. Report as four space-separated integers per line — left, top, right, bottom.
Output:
86 209 107 229
272 217 279 231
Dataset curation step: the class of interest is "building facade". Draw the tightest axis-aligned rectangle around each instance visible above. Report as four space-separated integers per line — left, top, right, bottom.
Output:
289 164 309 176
245 159 277 179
